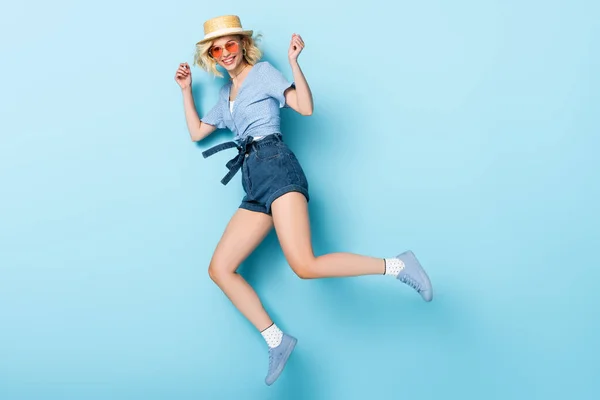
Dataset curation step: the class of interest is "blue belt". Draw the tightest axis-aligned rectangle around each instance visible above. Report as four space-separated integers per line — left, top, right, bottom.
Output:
201 136 256 185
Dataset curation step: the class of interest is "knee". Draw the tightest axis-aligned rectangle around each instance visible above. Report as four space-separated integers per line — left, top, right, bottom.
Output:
208 260 235 284
290 257 319 279
207 263 221 283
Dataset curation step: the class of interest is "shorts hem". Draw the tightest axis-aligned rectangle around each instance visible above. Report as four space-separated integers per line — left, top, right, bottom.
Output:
239 202 269 215
265 185 310 214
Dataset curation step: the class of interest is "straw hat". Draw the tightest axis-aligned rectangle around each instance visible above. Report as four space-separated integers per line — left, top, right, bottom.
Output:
196 15 253 45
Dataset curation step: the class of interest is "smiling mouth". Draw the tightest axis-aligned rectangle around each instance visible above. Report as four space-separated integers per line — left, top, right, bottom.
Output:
222 55 236 66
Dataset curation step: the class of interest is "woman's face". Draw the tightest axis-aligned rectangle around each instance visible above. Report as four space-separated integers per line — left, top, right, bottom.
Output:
209 35 244 71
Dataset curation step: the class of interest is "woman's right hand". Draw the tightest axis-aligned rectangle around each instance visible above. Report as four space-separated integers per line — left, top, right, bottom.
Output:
175 62 192 89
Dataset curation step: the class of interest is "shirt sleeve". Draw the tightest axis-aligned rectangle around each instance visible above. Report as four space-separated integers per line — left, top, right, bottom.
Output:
263 62 295 108
200 88 227 129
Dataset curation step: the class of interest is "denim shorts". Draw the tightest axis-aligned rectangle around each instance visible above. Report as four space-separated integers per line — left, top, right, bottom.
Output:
240 134 309 214
202 133 310 215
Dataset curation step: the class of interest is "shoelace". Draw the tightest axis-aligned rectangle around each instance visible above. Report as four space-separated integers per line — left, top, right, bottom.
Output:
268 347 284 370
400 275 422 292
268 349 275 369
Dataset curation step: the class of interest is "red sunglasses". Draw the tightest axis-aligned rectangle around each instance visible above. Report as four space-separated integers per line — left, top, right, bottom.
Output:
209 40 240 59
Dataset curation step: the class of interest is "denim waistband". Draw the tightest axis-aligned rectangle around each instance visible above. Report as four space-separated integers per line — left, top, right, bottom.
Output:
202 134 282 185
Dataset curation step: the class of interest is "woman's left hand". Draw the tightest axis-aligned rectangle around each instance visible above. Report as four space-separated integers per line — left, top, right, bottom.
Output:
288 33 305 64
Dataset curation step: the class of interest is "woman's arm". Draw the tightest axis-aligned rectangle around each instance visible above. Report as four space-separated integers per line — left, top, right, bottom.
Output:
175 62 218 141
285 34 313 116
181 86 218 141
285 62 313 116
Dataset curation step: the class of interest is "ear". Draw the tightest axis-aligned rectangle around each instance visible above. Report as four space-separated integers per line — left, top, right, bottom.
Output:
240 36 249 55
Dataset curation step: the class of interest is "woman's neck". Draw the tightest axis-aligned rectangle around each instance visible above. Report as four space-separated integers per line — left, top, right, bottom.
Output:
229 62 248 85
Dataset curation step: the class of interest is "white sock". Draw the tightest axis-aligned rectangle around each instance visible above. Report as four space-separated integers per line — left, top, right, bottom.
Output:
384 258 405 277
261 323 283 348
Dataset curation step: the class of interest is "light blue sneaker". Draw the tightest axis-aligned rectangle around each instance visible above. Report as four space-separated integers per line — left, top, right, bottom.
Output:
265 333 297 386
395 250 433 302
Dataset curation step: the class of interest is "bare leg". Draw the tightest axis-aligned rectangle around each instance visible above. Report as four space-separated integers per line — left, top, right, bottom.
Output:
208 208 274 331
271 192 385 279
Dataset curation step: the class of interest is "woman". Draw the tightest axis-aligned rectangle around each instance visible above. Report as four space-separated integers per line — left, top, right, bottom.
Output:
174 15 433 386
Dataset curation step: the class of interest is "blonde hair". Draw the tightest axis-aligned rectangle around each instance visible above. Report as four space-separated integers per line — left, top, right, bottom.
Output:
193 34 262 78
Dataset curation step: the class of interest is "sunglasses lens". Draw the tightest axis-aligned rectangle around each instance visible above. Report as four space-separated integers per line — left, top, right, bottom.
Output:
210 46 222 58
225 41 239 53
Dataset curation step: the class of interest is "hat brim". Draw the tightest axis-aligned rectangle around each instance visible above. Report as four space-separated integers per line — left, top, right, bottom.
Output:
196 29 253 45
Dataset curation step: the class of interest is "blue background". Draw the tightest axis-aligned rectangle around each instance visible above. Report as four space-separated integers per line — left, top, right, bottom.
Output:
1 1 599 399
